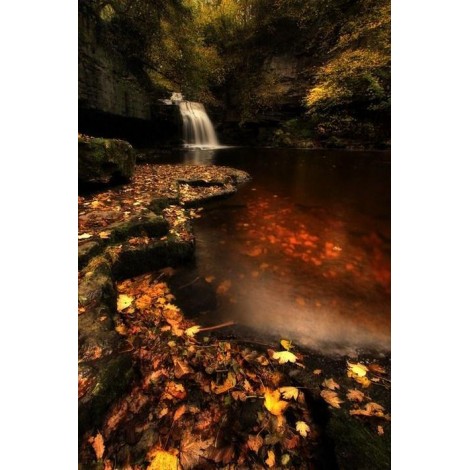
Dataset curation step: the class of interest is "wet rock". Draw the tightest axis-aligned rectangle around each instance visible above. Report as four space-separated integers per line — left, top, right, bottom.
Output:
78 135 136 184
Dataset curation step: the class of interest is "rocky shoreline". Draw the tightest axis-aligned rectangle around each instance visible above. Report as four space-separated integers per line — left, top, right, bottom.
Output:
78 140 390 470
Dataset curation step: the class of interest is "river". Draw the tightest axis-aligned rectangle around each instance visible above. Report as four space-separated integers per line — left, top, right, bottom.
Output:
160 147 390 356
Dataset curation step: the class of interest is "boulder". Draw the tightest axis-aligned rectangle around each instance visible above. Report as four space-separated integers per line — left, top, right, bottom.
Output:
78 135 136 183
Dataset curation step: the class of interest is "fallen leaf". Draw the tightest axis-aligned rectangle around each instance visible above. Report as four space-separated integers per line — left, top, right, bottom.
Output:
347 361 369 377
272 351 297 364
377 425 384 435
247 434 263 453
117 295 134 312
147 449 178 470
322 378 340 390
231 391 247 401
350 402 389 419
346 389 365 402
368 363 386 374
320 390 343 408
280 339 292 351
185 325 201 337
264 389 289 416
78 233 92 240
281 454 291 465
174 358 193 379
135 294 152 310
179 432 213 469
205 275 215 283
173 404 186 422
265 450 276 468
99 231 111 239
211 372 236 394
296 421 310 437
279 386 299 400
89 432 105 460
313 369 322 375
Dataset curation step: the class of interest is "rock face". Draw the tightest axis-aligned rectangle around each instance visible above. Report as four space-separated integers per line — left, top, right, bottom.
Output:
78 135 136 184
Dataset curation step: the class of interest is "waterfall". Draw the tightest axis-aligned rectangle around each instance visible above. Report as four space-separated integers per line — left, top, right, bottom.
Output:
169 93 219 147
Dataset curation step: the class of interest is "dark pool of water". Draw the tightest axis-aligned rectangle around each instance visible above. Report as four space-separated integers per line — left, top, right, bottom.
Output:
161 147 390 355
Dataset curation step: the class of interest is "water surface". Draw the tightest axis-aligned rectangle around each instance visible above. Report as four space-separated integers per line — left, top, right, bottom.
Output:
162 147 390 354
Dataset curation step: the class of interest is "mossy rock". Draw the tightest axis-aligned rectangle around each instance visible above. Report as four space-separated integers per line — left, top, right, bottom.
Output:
78 135 136 184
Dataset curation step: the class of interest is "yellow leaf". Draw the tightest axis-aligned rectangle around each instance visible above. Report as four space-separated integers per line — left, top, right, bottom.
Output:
281 454 291 465
322 378 340 390
147 450 178 470
272 351 297 364
99 231 111 239
115 324 127 336
280 339 292 351
211 372 236 394
295 421 310 437
185 325 201 337
346 389 365 402
88 432 105 460
78 233 92 240
313 369 322 375
320 390 344 409
264 389 289 416
279 386 299 400
347 362 369 377
265 450 276 468
117 295 134 312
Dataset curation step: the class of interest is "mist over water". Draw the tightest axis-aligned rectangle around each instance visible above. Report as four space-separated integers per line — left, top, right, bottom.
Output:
166 147 390 355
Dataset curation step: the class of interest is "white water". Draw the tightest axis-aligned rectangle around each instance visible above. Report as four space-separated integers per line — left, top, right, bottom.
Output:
178 101 219 147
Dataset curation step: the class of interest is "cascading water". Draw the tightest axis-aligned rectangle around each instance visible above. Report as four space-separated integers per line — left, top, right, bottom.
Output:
169 93 219 147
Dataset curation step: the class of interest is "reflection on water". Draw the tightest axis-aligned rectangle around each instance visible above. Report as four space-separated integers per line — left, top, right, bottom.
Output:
166 147 390 354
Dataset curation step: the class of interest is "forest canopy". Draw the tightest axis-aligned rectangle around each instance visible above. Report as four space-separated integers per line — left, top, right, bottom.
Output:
80 0 390 145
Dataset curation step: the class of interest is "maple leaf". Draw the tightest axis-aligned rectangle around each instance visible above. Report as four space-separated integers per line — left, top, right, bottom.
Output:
296 421 310 437
147 449 178 470
346 389 365 402
179 432 213 469
264 389 289 416
322 378 340 390
117 294 134 312
272 351 297 364
347 361 369 377
247 434 263 453
78 233 92 240
88 432 105 460
320 390 344 408
211 372 236 394
280 339 292 351
185 325 201 337
350 402 389 419
173 404 186 422
265 450 276 468
279 386 299 400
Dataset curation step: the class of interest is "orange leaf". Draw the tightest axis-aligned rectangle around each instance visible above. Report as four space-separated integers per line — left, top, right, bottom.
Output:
89 432 105 460
173 404 186 422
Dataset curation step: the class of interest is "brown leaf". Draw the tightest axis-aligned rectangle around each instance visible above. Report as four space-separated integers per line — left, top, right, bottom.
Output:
346 389 365 402
247 434 263 453
179 432 213 469
173 404 187 422
174 358 194 379
377 425 384 435
88 432 105 460
320 389 344 408
211 372 236 394
322 378 340 390
350 402 389 419
368 363 386 374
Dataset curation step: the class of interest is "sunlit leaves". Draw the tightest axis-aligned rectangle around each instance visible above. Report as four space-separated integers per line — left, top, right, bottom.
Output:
117 294 134 312
147 450 178 470
296 421 310 437
347 362 372 387
185 325 201 337
264 389 289 416
272 351 297 364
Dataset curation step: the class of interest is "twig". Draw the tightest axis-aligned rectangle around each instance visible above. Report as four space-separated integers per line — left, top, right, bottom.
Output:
198 321 235 332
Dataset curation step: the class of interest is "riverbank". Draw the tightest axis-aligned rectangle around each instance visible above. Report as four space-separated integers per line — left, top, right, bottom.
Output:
78 162 390 469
